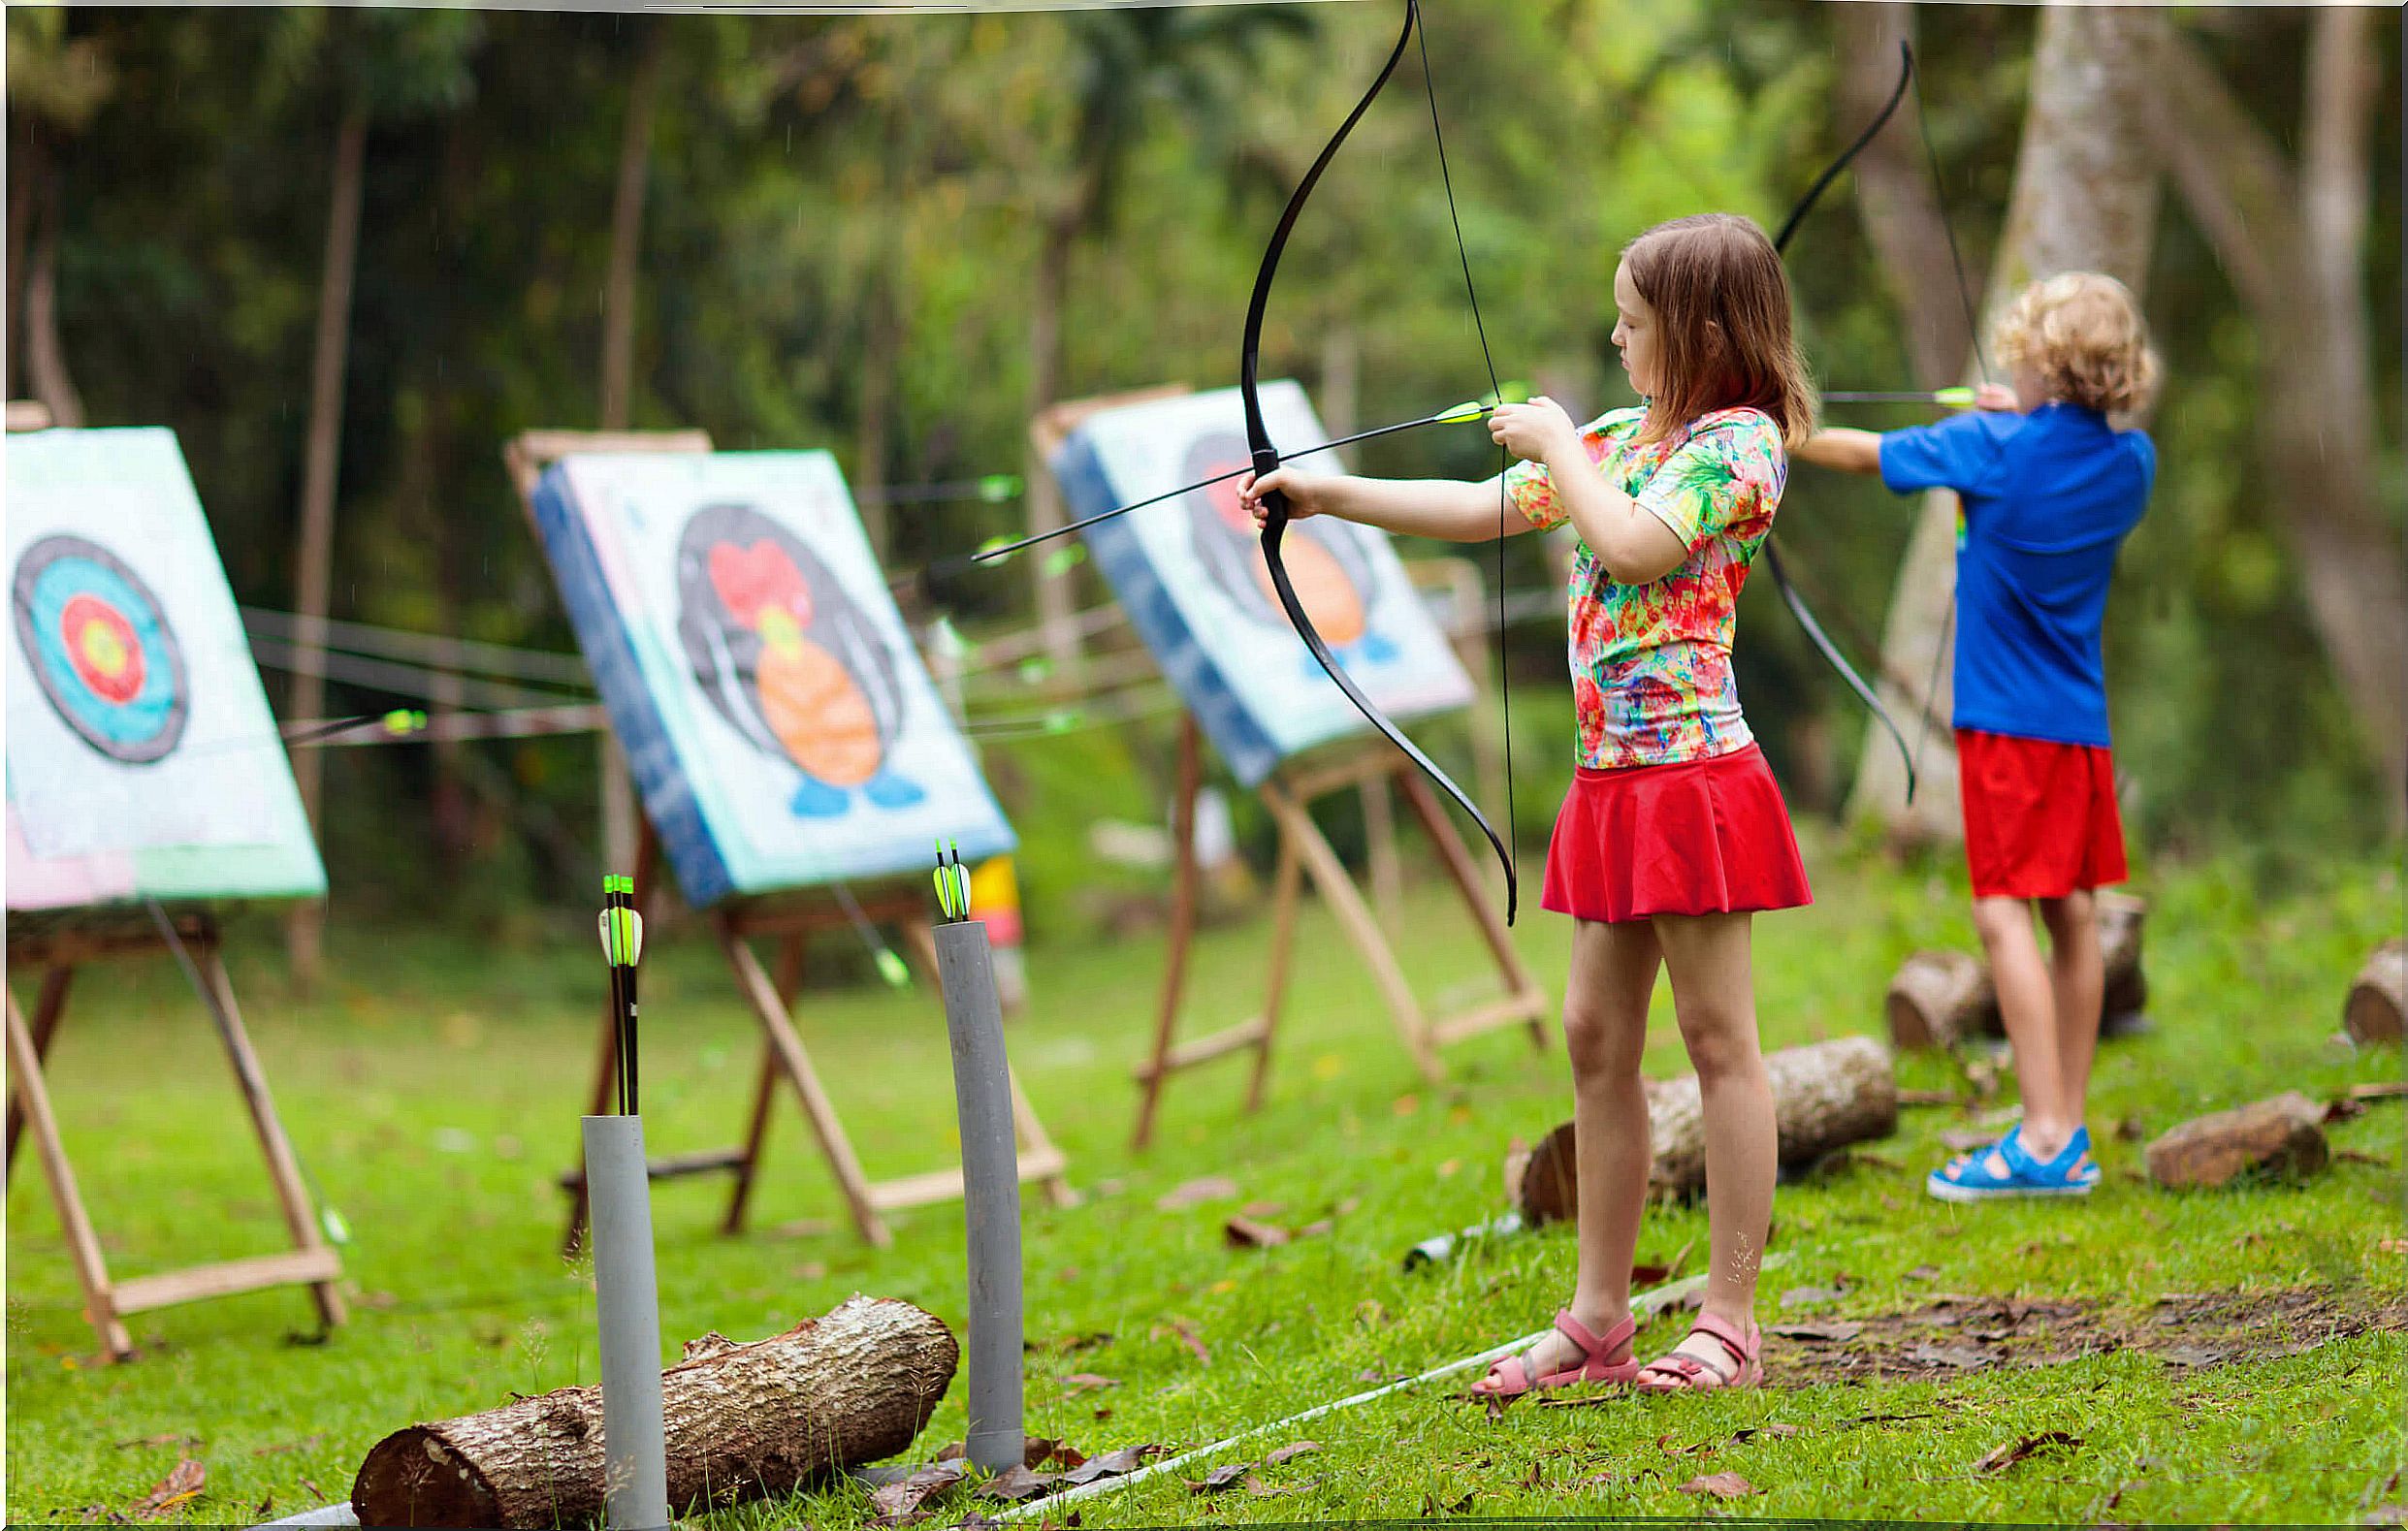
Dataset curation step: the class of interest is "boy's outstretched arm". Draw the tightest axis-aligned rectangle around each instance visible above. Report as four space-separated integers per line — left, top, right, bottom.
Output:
1797 428 1884 476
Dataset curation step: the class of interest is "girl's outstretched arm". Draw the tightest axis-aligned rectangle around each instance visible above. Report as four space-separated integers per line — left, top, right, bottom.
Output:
1238 466 1533 544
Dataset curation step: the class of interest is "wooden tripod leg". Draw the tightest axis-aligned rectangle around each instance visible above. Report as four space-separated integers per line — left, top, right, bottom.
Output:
718 916 891 1248
1243 831 1302 1113
723 935 804 1235
1004 1069 1076 1208
194 936 346 1332
1262 777 1440 1083
1131 716 1203 1151
1394 766 1551 1047
6 964 73 1178
898 917 940 983
8 986 133 1358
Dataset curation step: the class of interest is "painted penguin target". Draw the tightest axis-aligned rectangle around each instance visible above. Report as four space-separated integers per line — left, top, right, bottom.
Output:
5 429 326 910
1050 382 1474 788
531 451 1011 908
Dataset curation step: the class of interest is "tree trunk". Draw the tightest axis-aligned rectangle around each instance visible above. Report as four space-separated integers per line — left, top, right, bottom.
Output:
1514 1037 1898 1213
351 1297 958 1528
1025 204 1085 668
2345 938 2406 1047
7 129 42 402
1848 6 2169 835
1839 4 1978 392
286 100 371 986
2150 13 2404 818
23 161 85 428
854 264 901 558
598 20 664 432
594 24 666 884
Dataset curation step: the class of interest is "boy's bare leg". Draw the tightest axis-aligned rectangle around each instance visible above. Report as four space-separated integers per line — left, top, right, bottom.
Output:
1513 916 1659 1379
1653 910 1774 1361
1972 895 2073 1159
2039 890 2103 1130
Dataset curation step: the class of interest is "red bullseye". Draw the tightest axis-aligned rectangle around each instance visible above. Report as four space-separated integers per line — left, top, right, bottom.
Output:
60 593 144 704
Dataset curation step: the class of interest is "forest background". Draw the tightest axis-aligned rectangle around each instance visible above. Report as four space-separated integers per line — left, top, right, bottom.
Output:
8 1 2399 945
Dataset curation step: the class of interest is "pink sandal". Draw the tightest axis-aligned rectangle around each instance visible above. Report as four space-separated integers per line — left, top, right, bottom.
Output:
1634 1310 1762 1392
1469 1309 1641 1400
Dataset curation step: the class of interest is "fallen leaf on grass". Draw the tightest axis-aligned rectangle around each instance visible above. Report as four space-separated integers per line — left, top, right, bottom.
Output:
2336 1149 2394 1167
1678 1472 1756 1500
1224 1215 1292 1249
869 1460 970 1525
1062 1445 1168 1485
1060 1373 1119 1394
1904 1264 1942 1282
1026 1438 1086 1471
1420 1490 1475 1515
112 1434 200 1451
1730 1423 1802 1444
1846 1412 1934 1427
2160 1345 2232 1368
1974 1431 2081 1474
1263 1441 1321 1466
1244 1473 1326 1498
2362 1508 2408 1526
249 1435 325 1456
1780 1285 1846 1309
1154 1176 1238 1211
1157 1319 1211 1366
1907 1343 1993 1370
1768 1322 1863 1343
126 1460 206 1520
975 1465 1059 1504
1186 1463 1251 1495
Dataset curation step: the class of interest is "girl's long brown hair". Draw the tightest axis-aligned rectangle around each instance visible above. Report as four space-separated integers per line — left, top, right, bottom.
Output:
1622 213 1815 450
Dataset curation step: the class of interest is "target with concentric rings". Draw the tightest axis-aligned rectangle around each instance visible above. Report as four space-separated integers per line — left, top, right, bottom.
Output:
12 533 190 764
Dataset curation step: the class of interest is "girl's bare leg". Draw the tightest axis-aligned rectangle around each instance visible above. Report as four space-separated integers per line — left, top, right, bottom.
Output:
2038 890 2102 1132
1512 915 1660 1378
1973 895 2073 1157
1653 910 1774 1363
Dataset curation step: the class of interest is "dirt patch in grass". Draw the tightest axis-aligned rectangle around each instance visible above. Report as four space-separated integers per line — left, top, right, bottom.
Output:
1755 1285 2408 1385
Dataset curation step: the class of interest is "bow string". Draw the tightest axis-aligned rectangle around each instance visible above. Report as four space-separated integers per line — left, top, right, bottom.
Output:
1241 0 1520 924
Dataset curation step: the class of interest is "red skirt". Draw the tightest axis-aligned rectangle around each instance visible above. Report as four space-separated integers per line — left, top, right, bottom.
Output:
1542 743 1812 924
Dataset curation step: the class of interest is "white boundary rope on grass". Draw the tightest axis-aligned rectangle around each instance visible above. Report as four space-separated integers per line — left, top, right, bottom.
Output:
997 1257 1785 1522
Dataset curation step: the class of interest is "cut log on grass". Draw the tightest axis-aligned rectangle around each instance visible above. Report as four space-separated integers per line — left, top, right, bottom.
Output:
1884 950 1992 1051
1512 1037 1898 1212
1886 894 2148 1050
2145 1092 2328 1190
351 1296 955 1528
2344 938 2406 1046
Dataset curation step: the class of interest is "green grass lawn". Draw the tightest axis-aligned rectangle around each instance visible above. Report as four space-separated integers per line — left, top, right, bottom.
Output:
7 842 2403 1524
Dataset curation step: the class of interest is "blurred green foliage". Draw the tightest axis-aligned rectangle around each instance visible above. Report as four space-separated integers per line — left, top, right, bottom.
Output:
7 3 2398 930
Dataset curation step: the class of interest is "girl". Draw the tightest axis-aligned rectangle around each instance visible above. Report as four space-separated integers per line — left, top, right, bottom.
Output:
1797 271 2158 1200
1242 212 1814 1394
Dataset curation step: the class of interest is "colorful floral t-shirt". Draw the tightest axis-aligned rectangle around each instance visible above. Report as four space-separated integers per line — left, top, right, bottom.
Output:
1503 405 1786 770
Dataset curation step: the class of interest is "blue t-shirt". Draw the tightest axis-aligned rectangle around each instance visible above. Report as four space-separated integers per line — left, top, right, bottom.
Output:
1878 402 2153 749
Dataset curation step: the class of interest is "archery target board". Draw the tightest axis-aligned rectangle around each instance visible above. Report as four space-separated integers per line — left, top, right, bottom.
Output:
1049 381 1475 788
4 429 326 910
531 451 1014 908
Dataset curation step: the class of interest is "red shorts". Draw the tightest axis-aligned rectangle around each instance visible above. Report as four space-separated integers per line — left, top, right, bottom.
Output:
1542 742 1813 924
1957 727 2128 899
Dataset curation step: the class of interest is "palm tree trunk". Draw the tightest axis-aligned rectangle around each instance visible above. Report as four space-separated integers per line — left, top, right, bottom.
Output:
2149 11 2403 816
286 99 370 984
1847 6 2168 834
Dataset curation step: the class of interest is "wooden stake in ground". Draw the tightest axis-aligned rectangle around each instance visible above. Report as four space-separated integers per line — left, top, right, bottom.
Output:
350 1296 956 1528
2344 938 2405 1046
1509 1037 1898 1214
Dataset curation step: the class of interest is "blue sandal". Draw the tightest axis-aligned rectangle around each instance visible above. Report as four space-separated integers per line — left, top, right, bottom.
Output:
1927 1125 2100 1201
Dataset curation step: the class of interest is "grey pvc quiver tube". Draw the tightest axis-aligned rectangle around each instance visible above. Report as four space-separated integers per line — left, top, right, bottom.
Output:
581 1115 672 1531
933 920 1024 1474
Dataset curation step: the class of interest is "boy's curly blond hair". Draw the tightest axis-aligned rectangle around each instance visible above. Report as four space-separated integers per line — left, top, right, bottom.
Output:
1994 271 2161 417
